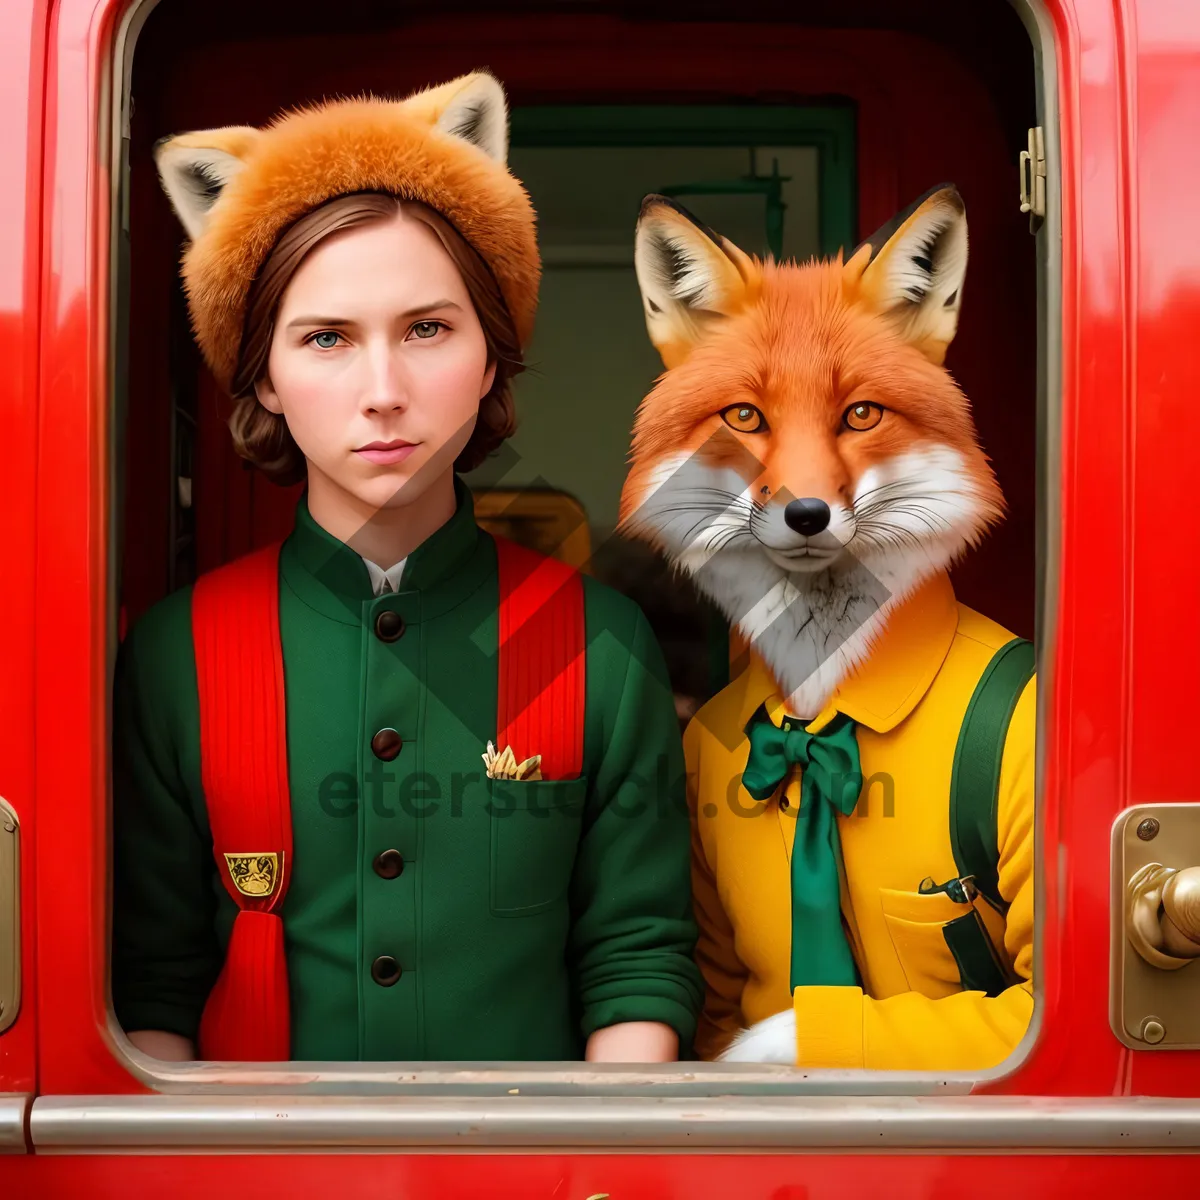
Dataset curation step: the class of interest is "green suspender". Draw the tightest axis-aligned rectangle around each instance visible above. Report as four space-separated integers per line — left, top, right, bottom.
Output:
950 637 1035 912
930 637 1035 997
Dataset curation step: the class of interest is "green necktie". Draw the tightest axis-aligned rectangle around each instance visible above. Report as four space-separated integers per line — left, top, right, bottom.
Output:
742 704 863 990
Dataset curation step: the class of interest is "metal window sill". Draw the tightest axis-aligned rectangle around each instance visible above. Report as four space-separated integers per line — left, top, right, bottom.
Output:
29 1094 1200 1152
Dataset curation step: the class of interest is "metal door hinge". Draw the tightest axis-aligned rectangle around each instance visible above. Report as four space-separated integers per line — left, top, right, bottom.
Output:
0 797 18 1035
1019 126 1046 226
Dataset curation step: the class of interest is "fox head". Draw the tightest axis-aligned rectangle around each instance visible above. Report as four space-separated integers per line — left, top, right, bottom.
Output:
618 185 1005 714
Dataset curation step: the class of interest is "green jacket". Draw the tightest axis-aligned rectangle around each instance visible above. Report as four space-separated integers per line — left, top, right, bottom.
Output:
112 479 702 1060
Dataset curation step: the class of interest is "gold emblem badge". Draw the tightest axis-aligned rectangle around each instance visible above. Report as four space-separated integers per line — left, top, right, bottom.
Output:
482 740 543 781
223 852 279 897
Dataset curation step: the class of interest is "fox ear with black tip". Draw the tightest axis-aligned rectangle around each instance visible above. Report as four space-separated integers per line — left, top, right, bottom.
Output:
415 69 510 165
154 127 264 242
634 195 760 369
846 184 968 366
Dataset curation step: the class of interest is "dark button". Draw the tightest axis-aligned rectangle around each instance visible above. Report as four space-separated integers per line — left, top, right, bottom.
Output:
371 728 403 761
374 609 405 642
373 849 404 879
371 955 402 987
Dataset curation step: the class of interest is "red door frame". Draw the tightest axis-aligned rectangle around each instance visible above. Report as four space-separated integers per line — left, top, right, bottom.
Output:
9 0 1200 1179
0 0 50 1106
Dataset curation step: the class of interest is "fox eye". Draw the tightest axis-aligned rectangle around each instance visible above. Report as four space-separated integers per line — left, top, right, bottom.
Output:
721 404 768 434
843 402 884 432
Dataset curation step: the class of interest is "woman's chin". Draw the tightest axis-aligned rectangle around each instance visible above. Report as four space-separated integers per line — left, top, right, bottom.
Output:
349 461 452 512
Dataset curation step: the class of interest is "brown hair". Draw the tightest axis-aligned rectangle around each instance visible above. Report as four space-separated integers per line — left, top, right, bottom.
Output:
228 193 523 485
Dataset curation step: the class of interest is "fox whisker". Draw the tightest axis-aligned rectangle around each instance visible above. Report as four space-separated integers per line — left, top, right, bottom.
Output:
853 479 917 510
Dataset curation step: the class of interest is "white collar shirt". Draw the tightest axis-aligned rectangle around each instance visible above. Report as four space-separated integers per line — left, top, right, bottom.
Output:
362 556 408 596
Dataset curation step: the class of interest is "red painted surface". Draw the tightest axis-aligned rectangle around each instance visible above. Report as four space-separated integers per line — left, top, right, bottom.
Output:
0 0 49 1102
34 0 143 1100
3 1152 1199 1198
1 0 1197 1182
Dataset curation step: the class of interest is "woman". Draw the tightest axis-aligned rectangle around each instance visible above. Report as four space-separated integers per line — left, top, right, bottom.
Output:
112 72 701 1063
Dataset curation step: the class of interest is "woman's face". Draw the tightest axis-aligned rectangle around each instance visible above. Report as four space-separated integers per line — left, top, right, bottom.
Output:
255 209 495 512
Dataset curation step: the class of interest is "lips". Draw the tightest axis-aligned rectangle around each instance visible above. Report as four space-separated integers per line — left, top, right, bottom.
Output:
355 439 417 466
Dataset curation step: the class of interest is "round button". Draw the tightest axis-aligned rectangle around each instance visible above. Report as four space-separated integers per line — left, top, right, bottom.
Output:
371 728 403 761
371 955 402 987
373 849 404 879
374 609 405 643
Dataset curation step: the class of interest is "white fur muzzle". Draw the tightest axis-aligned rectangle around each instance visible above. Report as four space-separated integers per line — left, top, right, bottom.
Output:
621 443 992 716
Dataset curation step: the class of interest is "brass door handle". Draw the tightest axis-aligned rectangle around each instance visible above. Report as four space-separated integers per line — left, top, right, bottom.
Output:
1127 863 1200 970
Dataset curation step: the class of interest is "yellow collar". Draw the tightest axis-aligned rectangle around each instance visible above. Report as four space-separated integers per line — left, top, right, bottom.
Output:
733 572 959 735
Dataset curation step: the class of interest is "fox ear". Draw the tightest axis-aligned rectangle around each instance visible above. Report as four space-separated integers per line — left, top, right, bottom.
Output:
634 195 758 369
154 127 263 241
855 184 967 365
407 70 509 164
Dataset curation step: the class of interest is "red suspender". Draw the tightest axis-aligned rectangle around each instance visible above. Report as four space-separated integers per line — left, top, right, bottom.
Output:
192 541 292 1061
494 535 586 781
191 532 585 1060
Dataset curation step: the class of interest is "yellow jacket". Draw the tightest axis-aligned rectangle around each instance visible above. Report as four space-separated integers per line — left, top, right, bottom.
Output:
685 571 1035 1070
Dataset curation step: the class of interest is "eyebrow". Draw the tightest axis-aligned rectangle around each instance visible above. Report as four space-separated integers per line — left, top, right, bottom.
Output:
285 300 463 330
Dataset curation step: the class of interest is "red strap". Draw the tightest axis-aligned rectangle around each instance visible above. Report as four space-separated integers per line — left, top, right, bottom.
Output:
192 541 292 1060
197 911 290 1062
494 536 586 781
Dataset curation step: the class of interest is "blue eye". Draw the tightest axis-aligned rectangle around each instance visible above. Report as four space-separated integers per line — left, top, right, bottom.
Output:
311 331 341 349
411 321 442 339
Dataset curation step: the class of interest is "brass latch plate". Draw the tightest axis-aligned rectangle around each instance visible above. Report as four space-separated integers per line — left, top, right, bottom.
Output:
1019 126 1046 225
1111 803 1200 1049
0 797 18 1035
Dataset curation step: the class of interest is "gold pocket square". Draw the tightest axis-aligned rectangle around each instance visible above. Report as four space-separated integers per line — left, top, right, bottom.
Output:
483 740 543 781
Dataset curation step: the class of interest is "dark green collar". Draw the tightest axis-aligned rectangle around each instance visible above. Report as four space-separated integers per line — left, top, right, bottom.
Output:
280 475 492 626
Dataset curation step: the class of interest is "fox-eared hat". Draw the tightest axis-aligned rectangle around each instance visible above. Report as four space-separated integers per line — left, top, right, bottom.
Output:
154 71 539 394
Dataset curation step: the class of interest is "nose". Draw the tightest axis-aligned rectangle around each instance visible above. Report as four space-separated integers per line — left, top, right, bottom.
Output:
362 342 407 413
783 498 831 536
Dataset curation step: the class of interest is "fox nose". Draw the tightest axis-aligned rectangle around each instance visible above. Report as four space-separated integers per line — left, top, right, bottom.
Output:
784 498 831 536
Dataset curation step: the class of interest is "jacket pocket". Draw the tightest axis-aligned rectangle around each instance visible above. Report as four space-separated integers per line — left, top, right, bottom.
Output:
879 887 1015 999
488 777 588 917
878 887 972 999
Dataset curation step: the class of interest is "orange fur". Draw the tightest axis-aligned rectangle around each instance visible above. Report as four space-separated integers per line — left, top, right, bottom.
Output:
619 254 1004 532
172 87 539 393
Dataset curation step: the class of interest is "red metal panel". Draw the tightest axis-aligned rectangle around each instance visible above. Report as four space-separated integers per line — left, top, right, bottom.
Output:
34 0 143 1095
1121 0 1200 1096
985 0 1200 1101
0 0 50 1102
4 1152 1199 1197
23 0 1200 1187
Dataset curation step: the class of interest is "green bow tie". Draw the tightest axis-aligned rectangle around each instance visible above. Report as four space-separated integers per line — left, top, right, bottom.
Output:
742 704 863 990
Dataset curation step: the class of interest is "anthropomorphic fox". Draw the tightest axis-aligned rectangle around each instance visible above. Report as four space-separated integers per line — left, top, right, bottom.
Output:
618 186 1036 1071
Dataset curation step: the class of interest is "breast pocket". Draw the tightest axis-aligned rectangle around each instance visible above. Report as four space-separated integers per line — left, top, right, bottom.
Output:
879 886 1014 999
488 777 588 916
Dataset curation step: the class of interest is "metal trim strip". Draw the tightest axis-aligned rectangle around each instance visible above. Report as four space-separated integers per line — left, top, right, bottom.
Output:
29 1094 1200 1152
0 1094 29 1154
